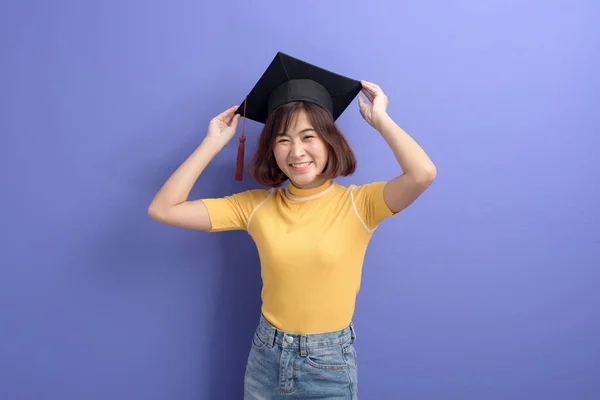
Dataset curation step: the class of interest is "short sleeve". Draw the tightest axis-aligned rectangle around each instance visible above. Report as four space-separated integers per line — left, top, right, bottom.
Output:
351 181 397 231
202 189 270 232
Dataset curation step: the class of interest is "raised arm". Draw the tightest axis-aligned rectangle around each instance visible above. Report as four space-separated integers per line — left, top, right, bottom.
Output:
358 80 437 214
148 106 241 231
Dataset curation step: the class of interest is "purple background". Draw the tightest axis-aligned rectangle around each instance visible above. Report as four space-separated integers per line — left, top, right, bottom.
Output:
2 0 599 399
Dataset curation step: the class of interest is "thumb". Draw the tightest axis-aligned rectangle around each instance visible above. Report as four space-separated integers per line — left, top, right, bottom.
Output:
357 95 366 109
231 113 241 126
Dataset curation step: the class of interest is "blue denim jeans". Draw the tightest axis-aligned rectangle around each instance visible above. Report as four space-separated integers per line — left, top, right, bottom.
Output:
244 314 358 399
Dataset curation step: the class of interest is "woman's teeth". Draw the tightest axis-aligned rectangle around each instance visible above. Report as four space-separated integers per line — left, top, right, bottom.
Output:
290 162 312 171
291 162 311 168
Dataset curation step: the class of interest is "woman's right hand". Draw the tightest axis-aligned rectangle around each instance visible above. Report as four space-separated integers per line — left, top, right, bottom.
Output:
205 106 242 149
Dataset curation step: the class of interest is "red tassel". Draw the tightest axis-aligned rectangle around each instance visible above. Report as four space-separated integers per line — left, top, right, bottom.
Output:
235 98 247 181
235 136 245 181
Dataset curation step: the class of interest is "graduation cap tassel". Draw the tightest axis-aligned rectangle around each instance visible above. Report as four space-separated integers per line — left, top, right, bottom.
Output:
234 99 247 181
235 136 245 181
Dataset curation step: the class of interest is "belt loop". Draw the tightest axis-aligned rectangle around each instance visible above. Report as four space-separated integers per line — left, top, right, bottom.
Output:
300 335 308 357
349 322 356 342
268 328 276 347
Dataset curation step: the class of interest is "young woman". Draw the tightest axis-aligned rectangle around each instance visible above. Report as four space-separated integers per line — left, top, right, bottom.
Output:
148 54 436 399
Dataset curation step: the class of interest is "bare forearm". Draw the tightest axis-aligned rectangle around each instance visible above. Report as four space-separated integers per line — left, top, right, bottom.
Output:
150 138 222 208
375 114 436 181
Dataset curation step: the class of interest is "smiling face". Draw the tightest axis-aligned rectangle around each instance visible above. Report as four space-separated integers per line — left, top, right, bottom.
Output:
248 101 357 188
273 110 329 189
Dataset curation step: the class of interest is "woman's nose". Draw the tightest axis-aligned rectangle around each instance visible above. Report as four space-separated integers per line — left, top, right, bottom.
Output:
290 142 306 157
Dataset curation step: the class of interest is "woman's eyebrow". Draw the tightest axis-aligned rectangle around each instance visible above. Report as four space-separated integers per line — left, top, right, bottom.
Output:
277 128 316 136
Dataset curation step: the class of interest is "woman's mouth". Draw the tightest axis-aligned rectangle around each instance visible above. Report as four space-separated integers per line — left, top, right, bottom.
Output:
289 161 312 172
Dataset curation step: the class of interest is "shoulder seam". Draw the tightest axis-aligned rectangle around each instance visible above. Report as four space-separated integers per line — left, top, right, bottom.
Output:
350 187 376 233
246 189 274 231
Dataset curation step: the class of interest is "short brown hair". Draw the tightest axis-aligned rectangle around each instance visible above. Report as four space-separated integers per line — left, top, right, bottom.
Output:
248 101 357 187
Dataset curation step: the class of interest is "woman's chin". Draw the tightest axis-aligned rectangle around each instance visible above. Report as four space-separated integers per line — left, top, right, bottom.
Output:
288 173 327 189
292 175 314 185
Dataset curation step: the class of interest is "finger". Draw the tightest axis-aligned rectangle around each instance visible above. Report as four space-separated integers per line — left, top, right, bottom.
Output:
227 113 241 128
361 80 382 95
362 80 378 89
215 106 238 124
360 82 377 97
227 107 239 124
217 106 237 120
361 88 375 103
361 80 376 89
357 95 366 108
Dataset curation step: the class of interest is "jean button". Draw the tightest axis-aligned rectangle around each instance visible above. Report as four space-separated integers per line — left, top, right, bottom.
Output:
285 335 293 343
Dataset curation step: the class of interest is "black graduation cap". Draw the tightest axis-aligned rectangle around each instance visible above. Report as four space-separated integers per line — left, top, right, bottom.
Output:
233 52 362 180
235 52 362 123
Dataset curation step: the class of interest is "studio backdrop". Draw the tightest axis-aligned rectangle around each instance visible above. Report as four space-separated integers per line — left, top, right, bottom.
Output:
1 0 598 399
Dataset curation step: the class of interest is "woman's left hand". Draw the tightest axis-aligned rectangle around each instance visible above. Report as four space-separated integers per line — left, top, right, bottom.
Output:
358 80 389 129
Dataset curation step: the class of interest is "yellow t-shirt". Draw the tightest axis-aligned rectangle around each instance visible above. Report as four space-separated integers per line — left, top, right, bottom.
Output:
202 179 396 334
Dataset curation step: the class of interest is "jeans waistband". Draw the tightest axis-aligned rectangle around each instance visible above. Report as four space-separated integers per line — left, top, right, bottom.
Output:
256 314 356 357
